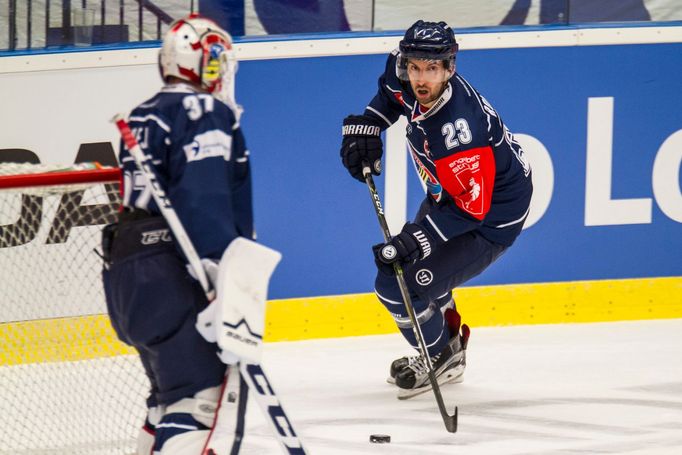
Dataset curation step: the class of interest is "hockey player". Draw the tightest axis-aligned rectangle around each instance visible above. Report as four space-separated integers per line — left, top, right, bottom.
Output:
340 20 533 398
102 14 252 453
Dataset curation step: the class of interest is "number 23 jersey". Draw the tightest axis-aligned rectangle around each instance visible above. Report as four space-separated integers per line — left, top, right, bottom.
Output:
365 51 533 247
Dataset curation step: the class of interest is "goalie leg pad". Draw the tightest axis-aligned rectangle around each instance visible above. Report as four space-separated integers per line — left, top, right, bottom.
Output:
137 405 165 455
154 386 220 452
154 412 209 454
155 371 247 455
157 428 211 454
202 364 248 454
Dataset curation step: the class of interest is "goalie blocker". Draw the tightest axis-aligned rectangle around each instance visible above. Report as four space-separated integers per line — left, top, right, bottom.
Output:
196 237 282 364
196 238 306 454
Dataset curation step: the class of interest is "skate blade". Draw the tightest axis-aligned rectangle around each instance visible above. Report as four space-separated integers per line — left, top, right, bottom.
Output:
396 365 464 400
387 376 396 385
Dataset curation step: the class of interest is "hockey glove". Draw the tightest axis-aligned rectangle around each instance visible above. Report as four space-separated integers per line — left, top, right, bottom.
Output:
340 114 383 182
372 223 434 275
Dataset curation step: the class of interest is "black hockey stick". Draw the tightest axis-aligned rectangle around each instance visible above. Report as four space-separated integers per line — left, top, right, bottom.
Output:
362 164 458 433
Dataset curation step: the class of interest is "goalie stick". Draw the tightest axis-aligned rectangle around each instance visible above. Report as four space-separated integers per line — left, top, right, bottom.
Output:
362 164 458 433
113 115 306 454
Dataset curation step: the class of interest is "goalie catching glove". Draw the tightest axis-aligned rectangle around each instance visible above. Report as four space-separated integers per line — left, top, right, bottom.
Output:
372 223 434 275
195 237 281 364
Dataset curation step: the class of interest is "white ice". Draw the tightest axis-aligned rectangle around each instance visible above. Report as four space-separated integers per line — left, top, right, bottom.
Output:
3 319 682 454
246 319 682 454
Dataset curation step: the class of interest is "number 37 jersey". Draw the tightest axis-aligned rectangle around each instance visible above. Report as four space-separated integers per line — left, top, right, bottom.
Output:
118 83 253 260
365 52 533 247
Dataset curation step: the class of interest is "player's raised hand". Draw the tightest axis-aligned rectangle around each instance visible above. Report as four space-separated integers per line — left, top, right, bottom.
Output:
340 114 383 182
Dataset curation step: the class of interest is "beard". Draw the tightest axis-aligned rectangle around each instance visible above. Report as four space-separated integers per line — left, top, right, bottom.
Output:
412 81 447 106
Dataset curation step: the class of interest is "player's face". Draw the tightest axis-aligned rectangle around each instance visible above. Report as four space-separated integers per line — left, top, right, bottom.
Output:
407 59 449 106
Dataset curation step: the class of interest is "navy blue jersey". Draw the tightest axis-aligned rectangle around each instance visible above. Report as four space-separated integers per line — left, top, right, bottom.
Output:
119 83 253 260
365 51 533 246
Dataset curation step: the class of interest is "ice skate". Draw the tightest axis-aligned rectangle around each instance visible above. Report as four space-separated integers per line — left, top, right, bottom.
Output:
388 306 469 389
395 326 468 399
387 354 419 385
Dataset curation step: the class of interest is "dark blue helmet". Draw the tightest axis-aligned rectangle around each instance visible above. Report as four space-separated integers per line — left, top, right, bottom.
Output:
397 20 458 81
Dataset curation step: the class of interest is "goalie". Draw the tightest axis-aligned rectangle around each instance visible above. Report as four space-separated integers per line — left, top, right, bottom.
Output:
102 14 262 454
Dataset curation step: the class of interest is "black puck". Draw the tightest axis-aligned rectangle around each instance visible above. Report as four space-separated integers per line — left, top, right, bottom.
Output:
369 434 391 443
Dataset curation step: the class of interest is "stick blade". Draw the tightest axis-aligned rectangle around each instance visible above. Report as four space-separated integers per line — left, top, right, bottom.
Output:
444 406 458 433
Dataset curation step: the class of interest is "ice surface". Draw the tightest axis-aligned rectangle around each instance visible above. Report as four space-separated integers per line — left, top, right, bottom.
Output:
248 319 682 454
2 319 681 454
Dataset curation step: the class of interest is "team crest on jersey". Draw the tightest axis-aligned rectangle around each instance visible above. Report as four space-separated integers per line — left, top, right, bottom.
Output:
449 154 484 216
434 146 495 220
408 143 442 202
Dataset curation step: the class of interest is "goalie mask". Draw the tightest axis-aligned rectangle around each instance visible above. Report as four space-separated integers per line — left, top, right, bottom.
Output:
397 20 458 83
159 14 237 100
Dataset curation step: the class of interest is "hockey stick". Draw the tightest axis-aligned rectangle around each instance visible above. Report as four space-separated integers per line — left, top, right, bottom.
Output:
362 164 458 433
113 115 307 454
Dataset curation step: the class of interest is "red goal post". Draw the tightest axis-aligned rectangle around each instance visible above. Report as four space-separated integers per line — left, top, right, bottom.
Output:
0 162 122 191
0 162 147 454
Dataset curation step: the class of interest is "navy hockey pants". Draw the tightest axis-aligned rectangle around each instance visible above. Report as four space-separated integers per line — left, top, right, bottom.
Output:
374 206 507 357
102 217 226 407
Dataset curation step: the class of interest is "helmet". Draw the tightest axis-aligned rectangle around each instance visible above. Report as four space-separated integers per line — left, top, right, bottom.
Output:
159 14 237 97
397 20 458 81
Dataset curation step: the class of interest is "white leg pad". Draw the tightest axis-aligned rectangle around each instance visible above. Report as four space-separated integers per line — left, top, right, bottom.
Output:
203 364 248 454
137 405 165 455
165 385 221 428
156 430 210 455
137 427 154 455
159 370 246 454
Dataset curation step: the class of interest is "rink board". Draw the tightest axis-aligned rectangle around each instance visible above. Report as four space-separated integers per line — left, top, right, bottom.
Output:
0 24 681 364
2 276 681 365
0 25 680 302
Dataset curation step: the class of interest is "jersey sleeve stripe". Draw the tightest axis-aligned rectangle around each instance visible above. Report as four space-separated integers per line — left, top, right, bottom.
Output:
374 289 406 306
425 214 449 242
129 114 171 133
366 105 393 128
492 206 530 228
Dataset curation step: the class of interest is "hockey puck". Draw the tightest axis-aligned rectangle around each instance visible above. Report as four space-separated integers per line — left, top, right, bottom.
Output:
369 434 391 443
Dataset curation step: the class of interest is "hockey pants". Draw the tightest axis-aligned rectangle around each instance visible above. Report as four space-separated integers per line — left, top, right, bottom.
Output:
101 216 226 407
375 226 506 357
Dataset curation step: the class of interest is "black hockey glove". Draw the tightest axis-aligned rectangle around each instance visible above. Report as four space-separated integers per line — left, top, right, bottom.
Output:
340 114 383 182
372 223 434 275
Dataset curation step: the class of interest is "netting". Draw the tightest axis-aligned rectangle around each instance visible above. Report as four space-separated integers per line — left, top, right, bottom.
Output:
0 163 147 454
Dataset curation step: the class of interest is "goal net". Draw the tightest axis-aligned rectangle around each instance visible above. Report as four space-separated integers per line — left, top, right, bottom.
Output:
0 163 148 454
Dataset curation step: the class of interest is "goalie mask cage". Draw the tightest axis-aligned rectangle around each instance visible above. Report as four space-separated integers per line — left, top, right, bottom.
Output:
0 163 147 454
